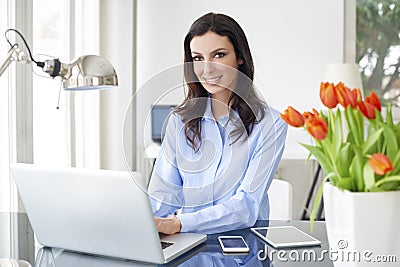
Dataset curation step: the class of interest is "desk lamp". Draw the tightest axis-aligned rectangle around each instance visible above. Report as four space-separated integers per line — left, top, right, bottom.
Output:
0 29 118 90
0 29 118 264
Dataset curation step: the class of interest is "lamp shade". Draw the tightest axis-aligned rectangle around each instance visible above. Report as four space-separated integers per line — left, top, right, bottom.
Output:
62 55 118 90
324 63 363 91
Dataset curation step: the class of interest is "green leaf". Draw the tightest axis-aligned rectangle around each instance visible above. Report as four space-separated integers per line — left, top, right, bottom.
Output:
391 150 400 175
346 130 355 144
345 108 361 145
336 143 352 178
326 172 339 186
309 176 330 232
382 126 398 161
301 143 334 173
363 161 375 191
386 105 394 128
332 109 343 155
394 126 400 149
362 128 384 154
336 177 356 191
368 186 386 192
354 109 364 145
379 181 400 191
349 153 364 191
375 176 400 188
323 139 336 164
375 109 383 123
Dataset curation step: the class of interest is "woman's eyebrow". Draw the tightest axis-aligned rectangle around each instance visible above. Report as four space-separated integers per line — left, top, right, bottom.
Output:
211 48 228 53
191 48 228 55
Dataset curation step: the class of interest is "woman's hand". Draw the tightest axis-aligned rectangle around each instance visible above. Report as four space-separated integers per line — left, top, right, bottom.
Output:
154 216 182 235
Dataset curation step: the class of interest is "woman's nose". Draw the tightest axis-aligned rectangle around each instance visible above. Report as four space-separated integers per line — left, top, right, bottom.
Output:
203 60 215 75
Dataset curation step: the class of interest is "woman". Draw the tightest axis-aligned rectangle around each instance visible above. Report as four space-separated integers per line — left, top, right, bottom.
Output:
148 13 287 235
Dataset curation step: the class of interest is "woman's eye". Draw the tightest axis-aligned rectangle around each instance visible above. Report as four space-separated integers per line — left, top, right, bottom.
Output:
215 52 225 58
192 56 203 61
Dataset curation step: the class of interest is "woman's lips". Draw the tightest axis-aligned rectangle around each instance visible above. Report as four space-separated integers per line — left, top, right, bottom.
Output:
203 75 222 85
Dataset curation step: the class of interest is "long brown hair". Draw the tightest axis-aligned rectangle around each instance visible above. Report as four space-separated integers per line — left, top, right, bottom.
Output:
175 13 265 151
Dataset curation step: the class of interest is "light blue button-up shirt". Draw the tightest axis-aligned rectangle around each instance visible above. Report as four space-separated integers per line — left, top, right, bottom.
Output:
148 97 287 234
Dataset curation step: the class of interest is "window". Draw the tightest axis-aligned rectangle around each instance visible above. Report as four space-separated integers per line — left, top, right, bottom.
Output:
357 0 400 105
33 0 69 166
33 0 100 168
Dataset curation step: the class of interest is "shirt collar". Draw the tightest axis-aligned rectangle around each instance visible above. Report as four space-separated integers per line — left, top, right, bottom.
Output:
202 95 240 122
202 96 214 121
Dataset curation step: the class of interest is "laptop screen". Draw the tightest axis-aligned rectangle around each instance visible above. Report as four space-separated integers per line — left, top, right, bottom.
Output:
151 105 175 144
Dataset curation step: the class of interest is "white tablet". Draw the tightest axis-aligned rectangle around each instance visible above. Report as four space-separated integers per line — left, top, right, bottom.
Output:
250 226 321 248
218 236 250 253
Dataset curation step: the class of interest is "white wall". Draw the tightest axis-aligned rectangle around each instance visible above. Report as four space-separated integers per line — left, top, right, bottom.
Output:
136 0 344 173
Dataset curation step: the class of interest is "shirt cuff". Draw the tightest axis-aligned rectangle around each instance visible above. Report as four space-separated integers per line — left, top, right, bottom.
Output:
177 213 198 232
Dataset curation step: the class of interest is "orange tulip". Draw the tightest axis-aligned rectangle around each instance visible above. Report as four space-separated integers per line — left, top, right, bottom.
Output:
365 91 381 112
358 100 377 119
280 106 305 127
320 82 338 108
352 88 362 102
369 153 394 176
303 109 320 120
305 115 328 140
336 82 357 108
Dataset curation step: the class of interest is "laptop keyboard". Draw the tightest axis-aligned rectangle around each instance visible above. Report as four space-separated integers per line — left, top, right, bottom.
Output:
161 241 174 250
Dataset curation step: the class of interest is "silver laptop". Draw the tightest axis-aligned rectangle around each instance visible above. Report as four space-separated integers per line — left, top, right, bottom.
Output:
11 163 206 264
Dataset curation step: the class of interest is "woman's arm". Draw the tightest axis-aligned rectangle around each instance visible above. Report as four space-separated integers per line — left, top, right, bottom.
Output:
148 114 184 218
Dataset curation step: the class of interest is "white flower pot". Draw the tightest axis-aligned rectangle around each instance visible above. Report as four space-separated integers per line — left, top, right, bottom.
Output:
323 182 400 266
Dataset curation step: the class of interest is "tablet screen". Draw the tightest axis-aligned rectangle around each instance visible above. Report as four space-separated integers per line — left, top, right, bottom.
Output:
251 226 321 248
218 236 250 253
220 237 247 248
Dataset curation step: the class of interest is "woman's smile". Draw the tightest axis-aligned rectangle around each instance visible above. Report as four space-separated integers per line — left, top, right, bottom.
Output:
203 75 223 85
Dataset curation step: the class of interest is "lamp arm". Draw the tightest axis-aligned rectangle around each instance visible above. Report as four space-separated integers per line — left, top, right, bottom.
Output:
0 48 14 77
0 47 68 80
0 44 31 77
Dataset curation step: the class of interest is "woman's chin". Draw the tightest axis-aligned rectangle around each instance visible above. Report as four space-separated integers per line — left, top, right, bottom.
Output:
202 83 232 95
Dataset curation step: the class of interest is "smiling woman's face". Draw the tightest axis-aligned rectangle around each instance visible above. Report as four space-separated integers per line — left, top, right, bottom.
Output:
190 31 242 101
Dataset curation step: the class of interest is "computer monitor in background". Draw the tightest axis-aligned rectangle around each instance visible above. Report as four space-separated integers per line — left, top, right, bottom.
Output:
151 105 175 144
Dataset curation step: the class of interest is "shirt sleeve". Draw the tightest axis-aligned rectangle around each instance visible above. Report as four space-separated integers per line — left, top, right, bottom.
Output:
177 110 288 234
148 114 183 217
